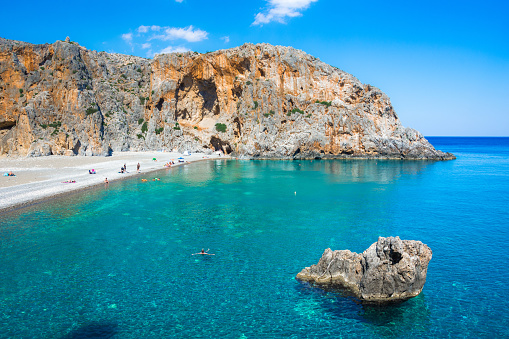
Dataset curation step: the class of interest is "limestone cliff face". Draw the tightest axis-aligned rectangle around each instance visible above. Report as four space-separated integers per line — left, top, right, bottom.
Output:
0 38 454 159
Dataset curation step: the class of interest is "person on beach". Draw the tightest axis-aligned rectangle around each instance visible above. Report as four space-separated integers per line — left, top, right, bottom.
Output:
104 178 109 184
192 248 215 256
137 163 140 172
123 164 127 172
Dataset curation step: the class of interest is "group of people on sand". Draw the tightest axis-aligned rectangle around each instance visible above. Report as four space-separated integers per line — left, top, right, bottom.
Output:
104 162 140 185
3 171 15 177
164 160 175 167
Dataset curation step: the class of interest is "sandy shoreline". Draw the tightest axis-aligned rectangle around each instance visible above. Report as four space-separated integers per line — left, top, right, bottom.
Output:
0 151 227 213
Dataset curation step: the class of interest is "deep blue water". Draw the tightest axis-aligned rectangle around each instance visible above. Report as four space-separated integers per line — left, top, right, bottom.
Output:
0 137 508 338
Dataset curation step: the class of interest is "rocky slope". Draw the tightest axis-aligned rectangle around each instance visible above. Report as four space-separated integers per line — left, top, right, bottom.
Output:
0 37 454 159
296 237 433 303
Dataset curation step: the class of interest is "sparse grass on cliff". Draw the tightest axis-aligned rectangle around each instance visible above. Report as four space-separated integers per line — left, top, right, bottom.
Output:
315 100 332 107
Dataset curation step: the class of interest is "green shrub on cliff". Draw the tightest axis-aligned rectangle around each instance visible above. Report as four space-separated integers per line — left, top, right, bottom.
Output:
86 108 98 115
48 121 61 128
138 118 144 125
215 123 227 132
141 122 148 133
291 108 304 114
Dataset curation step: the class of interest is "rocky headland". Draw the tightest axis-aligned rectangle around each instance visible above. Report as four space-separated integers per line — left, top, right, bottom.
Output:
296 237 433 303
0 37 454 159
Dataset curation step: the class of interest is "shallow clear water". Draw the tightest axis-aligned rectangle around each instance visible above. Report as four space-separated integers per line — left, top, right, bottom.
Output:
1 137 508 338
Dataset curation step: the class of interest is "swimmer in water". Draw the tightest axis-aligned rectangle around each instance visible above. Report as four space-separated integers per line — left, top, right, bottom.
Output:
192 248 215 255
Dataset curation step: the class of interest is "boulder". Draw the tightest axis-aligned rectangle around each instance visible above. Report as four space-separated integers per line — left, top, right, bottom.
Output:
296 236 432 303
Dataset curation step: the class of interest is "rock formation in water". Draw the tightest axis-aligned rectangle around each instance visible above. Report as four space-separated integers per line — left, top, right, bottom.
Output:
296 236 433 303
0 37 454 159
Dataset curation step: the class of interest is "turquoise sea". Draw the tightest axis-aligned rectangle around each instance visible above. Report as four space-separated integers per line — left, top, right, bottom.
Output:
1 137 508 338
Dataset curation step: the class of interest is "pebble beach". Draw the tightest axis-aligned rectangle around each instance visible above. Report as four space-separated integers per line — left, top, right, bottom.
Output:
0 152 225 212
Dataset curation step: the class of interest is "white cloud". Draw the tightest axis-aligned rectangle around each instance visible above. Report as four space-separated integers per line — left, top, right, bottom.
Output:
152 25 208 42
138 25 161 33
253 0 318 25
156 46 191 55
221 36 230 43
119 25 205 58
121 33 133 42
137 25 150 33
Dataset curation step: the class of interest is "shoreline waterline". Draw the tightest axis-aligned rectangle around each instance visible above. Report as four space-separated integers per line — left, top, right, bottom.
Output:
0 152 228 214
0 153 455 215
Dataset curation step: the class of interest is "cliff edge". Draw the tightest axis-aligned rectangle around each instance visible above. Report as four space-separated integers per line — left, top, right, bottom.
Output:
0 38 454 159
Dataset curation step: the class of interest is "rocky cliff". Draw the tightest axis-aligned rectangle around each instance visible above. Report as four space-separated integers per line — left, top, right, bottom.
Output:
296 237 433 303
0 37 454 159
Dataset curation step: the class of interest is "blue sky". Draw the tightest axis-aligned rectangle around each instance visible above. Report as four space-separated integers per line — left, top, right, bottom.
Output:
2 0 508 136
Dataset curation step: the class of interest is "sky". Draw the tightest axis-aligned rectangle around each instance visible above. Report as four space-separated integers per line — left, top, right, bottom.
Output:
1 0 508 136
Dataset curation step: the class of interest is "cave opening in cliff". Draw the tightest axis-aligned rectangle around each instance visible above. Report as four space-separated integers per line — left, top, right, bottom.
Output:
0 121 16 131
210 136 232 154
155 98 164 111
197 80 218 114
233 117 242 137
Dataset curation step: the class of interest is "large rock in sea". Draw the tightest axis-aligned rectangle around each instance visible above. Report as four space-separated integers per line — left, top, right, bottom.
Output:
296 236 432 303
0 37 454 159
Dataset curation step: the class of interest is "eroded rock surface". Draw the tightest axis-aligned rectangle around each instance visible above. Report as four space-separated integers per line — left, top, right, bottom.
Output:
0 37 454 159
296 236 432 303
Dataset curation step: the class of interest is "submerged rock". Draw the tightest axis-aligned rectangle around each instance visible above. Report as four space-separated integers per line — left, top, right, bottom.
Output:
296 236 432 303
